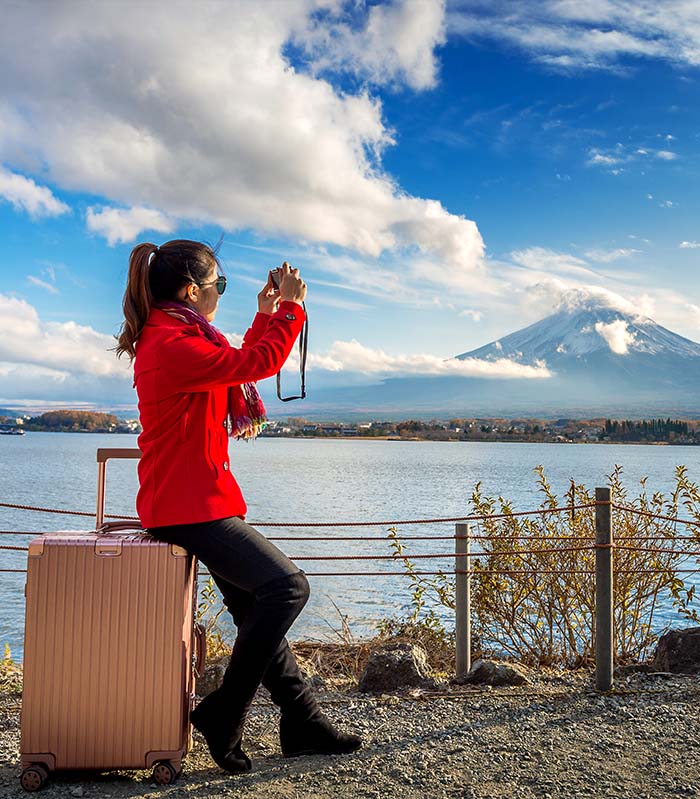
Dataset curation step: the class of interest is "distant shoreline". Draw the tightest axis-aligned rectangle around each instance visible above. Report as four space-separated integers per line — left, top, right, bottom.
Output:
269 435 684 445
6 430 698 446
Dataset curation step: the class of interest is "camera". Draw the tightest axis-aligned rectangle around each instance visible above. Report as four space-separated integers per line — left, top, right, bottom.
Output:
269 268 281 289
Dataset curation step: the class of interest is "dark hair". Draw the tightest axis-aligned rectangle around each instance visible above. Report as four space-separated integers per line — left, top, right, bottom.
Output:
116 239 221 360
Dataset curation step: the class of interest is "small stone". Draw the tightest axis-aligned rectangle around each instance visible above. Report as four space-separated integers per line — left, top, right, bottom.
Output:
614 662 653 677
461 658 530 687
71 788 85 798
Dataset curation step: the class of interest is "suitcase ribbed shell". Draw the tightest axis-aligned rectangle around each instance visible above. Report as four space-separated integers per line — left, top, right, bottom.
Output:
20 532 198 772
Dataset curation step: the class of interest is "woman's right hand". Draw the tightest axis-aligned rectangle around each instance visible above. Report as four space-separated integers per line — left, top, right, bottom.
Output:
277 261 307 305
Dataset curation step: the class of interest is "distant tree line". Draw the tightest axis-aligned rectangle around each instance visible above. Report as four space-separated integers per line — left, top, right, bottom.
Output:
603 418 697 442
276 416 700 444
25 410 121 433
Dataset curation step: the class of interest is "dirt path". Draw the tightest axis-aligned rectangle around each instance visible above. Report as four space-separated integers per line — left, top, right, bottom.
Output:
2 671 699 799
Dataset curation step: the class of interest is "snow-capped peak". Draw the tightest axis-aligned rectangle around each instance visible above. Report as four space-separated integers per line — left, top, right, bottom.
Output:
455 299 700 364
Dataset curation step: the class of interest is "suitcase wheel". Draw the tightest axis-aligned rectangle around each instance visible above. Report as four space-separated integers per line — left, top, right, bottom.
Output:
152 760 181 786
20 764 49 792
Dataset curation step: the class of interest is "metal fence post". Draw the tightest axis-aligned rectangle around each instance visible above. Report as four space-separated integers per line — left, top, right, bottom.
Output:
455 522 471 679
595 487 613 692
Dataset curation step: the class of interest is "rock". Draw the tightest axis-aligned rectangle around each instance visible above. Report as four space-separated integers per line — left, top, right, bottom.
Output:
652 627 700 674
614 663 653 677
195 654 228 697
459 658 530 687
358 642 436 692
71 788 85 798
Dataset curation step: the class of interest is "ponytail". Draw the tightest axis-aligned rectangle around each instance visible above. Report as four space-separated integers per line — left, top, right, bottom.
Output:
115 238 221 360
115 242 158 360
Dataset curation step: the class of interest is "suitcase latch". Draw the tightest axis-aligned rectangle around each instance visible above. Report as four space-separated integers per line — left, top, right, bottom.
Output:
95 541 122 556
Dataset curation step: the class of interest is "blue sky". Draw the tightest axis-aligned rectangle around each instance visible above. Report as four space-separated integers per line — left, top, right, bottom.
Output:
0 0 698 411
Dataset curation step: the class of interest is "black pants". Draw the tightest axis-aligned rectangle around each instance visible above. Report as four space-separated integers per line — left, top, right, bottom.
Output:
149 516 315 719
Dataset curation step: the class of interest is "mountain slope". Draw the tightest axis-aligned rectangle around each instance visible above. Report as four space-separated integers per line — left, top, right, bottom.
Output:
457 305 700 363
281 299 700 418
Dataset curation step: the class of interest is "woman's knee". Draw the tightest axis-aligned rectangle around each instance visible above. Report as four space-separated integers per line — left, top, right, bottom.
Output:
256 570 310 614
290 570 310 606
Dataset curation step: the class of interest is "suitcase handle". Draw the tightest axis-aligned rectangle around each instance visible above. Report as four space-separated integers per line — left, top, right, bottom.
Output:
96 520 145 536
96 448 142 527
193 623 207 679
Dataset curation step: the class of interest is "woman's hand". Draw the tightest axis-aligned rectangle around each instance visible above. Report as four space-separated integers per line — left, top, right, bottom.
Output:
257 275 281 314
277 261 307 305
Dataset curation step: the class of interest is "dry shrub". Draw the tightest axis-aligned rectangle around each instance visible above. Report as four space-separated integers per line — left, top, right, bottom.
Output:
193 466 700 676
291 640 374 686
0 643 23 695
196 575 232 660
389 465 700 668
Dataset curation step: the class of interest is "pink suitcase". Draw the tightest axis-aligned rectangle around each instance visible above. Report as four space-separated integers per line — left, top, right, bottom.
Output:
19 448 206 792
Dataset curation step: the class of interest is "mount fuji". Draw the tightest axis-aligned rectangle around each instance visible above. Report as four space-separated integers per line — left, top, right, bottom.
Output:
284 296 700 419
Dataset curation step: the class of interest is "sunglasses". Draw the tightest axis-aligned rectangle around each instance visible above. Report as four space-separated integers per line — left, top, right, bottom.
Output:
199 275 227 295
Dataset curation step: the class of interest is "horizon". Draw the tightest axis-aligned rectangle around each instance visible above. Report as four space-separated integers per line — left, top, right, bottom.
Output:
1 1 699 412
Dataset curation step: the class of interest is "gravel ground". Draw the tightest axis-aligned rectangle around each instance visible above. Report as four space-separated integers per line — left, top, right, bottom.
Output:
2 670 700 799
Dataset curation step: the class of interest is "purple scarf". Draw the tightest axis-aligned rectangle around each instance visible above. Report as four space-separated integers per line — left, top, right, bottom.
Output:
153 301 267 440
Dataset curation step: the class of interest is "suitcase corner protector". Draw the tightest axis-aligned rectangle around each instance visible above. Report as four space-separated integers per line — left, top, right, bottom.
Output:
28 539 45 557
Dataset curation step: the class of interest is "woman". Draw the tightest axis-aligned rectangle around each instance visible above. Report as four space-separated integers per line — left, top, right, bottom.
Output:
116 239 361 773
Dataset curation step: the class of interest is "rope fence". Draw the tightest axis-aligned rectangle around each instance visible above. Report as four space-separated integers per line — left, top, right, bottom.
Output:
2 499 699 568
3 492 700 690
0 499 605 526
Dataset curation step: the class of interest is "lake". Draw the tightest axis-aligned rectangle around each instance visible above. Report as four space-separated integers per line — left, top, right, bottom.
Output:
1 433 699 662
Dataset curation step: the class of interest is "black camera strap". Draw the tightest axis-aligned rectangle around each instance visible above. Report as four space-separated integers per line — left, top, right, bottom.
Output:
277 301 308 402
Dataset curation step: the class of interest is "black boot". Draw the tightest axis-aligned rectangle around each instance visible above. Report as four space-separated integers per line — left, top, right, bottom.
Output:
190 692 252 773
279 705 363 757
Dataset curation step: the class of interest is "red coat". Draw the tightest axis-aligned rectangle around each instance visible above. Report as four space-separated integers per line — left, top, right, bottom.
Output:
134 301 305 528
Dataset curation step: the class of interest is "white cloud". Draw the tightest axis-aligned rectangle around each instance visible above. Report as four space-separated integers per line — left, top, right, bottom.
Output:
584 247 639 263
223 332 245 348
26 275 59 294
587 149 623 167
0 1 482 270
680 241 700 249
659 200 676 208
86 206 175 246
561 286 637 315
509 247 601 281
586 143 680 173
540 282 653 319
287 338 551 378
594 319 637 354
459 308 483 321
296 0 446 90
449 1 700 71
0 167 69 218
0 294 131 379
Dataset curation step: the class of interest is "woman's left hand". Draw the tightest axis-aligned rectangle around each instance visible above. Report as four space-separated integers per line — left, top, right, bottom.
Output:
258 274 281 314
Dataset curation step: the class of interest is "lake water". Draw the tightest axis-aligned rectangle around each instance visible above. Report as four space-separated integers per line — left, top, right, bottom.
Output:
1 433 699 662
